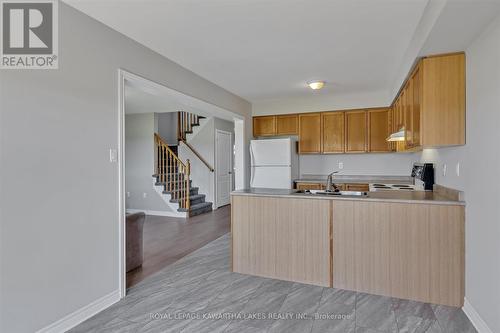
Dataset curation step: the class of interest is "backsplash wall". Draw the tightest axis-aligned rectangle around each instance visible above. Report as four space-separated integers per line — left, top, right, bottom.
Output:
417 147 465 191
299 153 417 176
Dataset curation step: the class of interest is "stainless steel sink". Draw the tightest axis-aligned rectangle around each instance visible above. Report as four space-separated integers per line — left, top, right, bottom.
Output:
294 189 368 197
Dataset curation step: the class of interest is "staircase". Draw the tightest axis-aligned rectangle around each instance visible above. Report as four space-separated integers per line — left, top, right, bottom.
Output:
153 120 213 217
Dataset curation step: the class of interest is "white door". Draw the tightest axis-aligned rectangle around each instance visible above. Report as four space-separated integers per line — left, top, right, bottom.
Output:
216 130 233 208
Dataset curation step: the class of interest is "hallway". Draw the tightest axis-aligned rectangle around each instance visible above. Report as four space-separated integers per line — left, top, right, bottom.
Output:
126 205 231 288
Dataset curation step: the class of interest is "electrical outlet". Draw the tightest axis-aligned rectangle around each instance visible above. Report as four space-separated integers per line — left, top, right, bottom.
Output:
442 164 447 177
126 192 131 198
338 162 344 170
456 163 460 176
143 192 147 198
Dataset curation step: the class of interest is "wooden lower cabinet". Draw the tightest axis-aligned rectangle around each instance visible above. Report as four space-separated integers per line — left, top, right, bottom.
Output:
332 200 465 307
296 182 325 190
295 182 368 191
345 183 369 192
231 195 465 307
231 196 331 287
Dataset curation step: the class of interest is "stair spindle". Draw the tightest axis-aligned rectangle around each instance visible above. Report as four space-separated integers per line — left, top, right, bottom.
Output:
186 159 191 210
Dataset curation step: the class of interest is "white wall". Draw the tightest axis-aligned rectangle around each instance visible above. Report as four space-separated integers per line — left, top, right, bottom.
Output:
252 90 389 116
156 112 178 145
418 147 465 190
125 114 176 213
300 153 416 177
179 117 234 206
0 3 251 332
418 15 500 332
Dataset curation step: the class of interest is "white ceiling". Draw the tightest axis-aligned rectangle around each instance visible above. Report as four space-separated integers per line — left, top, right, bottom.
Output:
66 0 500 107
124 78 241 122
125 82 181 114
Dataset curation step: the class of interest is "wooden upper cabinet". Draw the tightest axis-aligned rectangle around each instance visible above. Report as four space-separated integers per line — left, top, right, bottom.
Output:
421 53 465 146
322 112 345 153
299 113 322 154
345 110 367 153
253 116 276 137
392 53 465 150
412 65 422 147
405 79 414 148
276 114 298 135
368 109 391 152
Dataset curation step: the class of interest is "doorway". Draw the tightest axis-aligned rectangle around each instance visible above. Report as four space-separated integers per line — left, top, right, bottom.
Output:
215 129 233 208
118 69 247 298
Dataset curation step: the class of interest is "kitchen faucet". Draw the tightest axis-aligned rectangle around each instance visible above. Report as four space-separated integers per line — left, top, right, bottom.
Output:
326 171 340 192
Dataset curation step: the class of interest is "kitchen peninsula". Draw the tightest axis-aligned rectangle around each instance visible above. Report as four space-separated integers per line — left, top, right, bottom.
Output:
230 188 465 307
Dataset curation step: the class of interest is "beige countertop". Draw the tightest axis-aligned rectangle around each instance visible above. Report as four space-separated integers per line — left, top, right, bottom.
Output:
295 174 413 184
231 188 465 206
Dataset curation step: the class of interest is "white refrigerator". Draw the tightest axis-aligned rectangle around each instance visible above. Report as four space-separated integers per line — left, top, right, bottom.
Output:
250 138 299 189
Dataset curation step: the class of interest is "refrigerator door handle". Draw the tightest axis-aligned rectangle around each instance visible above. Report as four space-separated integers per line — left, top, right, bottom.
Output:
250 166 254 186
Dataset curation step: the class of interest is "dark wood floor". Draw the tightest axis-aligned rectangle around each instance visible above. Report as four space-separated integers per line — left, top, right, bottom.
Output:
126 205 231 289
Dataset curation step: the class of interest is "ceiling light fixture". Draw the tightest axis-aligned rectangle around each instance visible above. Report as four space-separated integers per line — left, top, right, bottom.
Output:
308 81 325 90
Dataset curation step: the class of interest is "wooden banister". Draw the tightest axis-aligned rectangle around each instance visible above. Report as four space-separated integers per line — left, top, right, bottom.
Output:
154 133 190 210
177 111 201 141
179 139 214 172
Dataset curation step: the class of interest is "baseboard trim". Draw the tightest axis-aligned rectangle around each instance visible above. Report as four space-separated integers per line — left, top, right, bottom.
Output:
36 290 120 333
126 208 187 218
463 297 493 333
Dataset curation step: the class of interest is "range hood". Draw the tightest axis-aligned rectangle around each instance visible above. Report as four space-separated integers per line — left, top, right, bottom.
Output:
386 127 405 142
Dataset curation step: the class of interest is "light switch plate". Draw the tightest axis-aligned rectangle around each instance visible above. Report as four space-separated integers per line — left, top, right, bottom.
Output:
442 164 447 177
109 148 118 163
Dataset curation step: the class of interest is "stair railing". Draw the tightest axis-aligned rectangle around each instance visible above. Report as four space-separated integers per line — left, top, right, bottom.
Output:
177 111 201 141
177 111 214 172
179 139 215 172
154 133 190 210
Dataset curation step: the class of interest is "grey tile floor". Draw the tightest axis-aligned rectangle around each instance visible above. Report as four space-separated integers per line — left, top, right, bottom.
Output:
70 234 476 333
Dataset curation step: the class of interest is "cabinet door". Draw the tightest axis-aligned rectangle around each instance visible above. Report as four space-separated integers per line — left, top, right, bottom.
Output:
395 92 406 152
322 112 345 153
296 182 324 190
405 80 414 148
232 196 331 287
368 109 390 152
421 53 465 146
332 201 465 306
299 113 322 154
345 110 367 153
276 114 298 135
411 65 421 147
345 183 369 192
388 106 395 151
253 116 276 137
